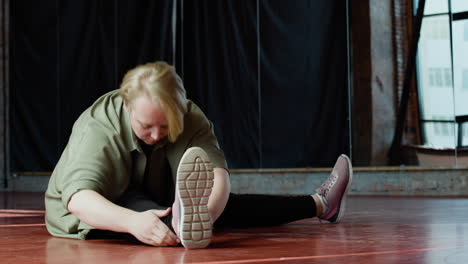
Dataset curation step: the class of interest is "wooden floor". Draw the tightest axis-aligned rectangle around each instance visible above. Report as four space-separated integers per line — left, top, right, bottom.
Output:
1 193 468 263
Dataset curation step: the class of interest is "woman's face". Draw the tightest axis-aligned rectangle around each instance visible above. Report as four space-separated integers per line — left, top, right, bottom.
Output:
127 95 169 145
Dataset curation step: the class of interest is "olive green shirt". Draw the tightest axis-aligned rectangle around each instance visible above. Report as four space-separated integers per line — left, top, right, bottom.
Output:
45 90 227 239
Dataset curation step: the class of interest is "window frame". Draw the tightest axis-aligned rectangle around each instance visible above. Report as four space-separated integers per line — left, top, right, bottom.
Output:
416 0 468 148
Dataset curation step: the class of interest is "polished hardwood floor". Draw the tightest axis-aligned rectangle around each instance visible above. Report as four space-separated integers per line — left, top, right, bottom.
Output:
1 192 467 263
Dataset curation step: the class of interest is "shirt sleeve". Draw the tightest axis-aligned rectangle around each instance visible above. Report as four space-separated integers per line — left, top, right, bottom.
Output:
187 120 228 170
57 122 128 209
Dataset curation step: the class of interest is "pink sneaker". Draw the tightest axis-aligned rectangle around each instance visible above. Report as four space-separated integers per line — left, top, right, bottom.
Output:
316 154 353 224
172 147 214 249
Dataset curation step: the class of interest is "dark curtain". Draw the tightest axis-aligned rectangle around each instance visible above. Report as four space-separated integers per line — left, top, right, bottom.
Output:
10 0 349 171
182 1 260 168
258 0 349 167
183 0 349 168
11 1 60 171
10 0 174 171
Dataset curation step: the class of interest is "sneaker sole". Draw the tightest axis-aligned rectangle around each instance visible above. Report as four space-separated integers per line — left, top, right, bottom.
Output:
328 154 353 224
176 147 214 249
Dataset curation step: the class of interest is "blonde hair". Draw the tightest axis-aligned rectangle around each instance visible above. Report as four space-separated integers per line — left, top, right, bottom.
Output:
119 61 187 142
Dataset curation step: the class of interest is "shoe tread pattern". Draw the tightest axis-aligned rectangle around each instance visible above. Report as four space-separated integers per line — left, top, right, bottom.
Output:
177 148 214 249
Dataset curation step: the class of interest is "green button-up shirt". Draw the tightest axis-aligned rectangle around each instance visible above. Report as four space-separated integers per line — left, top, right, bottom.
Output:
45 90 227 239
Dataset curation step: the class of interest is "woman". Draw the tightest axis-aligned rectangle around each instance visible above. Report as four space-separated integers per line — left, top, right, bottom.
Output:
45 61 353 249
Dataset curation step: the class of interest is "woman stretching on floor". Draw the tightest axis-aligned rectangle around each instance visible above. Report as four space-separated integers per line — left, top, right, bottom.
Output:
45 61 353 249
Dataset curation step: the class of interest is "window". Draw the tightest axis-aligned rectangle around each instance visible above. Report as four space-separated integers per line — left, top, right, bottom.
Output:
434 68 442 86
463 69 468 90
444 68 452 87
423 0 447 15
415 0 468 148
452 0 468 13
464 22 468 41
433 120 441 135
429 68 436 86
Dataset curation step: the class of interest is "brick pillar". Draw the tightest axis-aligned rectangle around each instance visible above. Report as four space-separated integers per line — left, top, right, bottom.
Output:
369 0 397 165
351 0 399 166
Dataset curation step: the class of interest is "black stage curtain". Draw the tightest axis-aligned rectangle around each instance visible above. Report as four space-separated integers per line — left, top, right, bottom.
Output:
182 1 260 168
11 0 174 171
259 0 349 167
10 0 349 171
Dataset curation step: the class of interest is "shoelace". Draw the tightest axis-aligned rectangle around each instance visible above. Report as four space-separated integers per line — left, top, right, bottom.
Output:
318 172 338 196
317 174 337 222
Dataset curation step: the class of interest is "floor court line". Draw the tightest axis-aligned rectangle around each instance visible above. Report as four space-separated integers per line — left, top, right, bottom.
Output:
0 223 46 228
191 245 468 264
0 209 46 213
0 213 44 217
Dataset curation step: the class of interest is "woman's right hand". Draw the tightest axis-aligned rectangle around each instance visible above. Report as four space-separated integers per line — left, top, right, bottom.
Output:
128 208 180 247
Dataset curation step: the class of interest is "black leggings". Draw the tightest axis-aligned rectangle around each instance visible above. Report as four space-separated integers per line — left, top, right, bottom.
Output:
87 191 317 239
216 193 316 228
